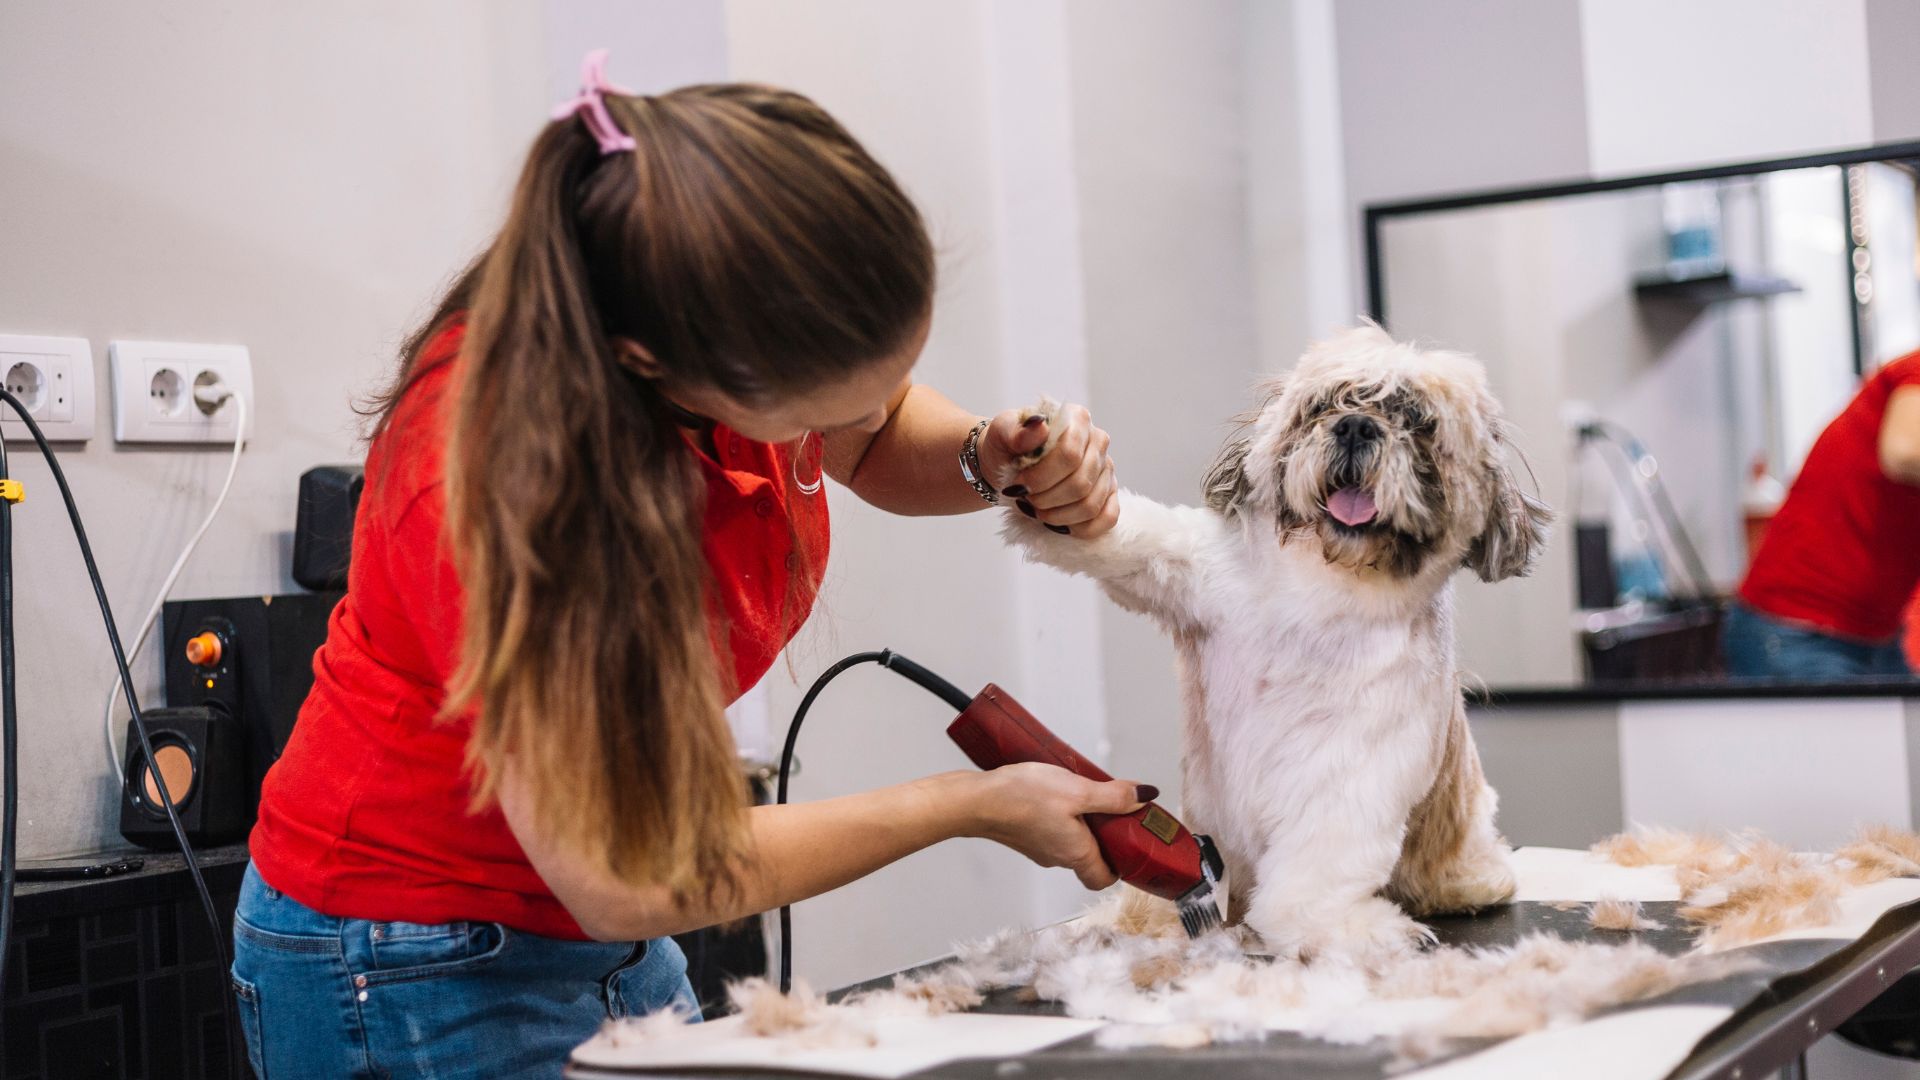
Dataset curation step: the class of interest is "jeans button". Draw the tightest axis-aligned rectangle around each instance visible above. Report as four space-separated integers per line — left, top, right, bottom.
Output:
354 974 368 989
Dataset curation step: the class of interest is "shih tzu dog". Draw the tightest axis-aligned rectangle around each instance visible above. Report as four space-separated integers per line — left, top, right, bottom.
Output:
1005 324 1551 965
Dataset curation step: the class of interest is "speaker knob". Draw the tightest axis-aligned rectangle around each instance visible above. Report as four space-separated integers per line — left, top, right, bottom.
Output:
186 631 223 668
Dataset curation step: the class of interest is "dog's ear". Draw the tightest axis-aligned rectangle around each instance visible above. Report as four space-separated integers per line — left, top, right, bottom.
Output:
1203 373 1290 515
1202 435 1253 514
1463 440 1553 582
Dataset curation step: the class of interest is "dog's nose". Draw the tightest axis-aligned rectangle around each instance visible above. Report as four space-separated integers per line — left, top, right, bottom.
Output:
1333 414 1381 446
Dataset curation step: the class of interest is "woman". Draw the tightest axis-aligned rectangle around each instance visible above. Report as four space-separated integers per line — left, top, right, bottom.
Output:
231 57 1143 1077
1726 348 1920 679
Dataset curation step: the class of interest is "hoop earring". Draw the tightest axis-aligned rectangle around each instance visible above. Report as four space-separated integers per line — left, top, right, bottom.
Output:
793 433 824 495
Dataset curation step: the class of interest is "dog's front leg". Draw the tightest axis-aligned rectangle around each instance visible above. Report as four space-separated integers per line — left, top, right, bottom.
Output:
1241 787 1434 969
1001 492 1222 634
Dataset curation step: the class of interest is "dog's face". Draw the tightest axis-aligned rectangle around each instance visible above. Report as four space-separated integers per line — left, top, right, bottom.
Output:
1203 325 1550 582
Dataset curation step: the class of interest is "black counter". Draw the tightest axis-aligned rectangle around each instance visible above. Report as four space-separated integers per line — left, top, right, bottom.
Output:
1470 676 1920 708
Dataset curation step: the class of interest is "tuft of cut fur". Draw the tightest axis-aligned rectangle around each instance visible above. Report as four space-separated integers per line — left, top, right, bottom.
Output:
1376 933 1744 1062
594 1004 697 1049
727 978 870 1046
1676 839 1843 950
1836 825 1920 885
1588 897 1663 932
1593 825 1920 949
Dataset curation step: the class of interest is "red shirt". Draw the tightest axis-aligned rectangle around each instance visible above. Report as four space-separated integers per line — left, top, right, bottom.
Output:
1740 351 1920 641
249 322 830 938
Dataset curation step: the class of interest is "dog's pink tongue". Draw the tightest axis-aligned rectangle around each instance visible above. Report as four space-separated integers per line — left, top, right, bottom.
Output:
1328 487 1378 526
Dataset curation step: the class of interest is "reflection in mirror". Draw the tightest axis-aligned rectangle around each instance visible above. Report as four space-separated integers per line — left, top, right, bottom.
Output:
1373 151 1920 693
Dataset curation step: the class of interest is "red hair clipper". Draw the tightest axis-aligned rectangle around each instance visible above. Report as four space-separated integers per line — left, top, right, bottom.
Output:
876 653 1226 937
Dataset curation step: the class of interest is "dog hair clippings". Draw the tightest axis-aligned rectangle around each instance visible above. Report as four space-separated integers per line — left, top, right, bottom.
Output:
553 48 637 155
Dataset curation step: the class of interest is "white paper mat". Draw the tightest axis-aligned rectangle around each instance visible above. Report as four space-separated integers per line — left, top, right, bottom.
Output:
1405 1004 1734 1079
1508 846 1682 902
567 1012 1104 1078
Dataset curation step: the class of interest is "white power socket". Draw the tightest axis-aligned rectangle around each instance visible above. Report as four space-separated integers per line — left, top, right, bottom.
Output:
0 334 96 443
109 340 255 444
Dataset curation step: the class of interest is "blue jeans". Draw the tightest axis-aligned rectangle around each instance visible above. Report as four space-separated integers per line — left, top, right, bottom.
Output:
1722 602 1914 680
230 863 699 1078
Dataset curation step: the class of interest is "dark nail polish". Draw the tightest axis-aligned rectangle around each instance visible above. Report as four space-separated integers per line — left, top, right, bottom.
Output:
1017 499 1037 518
1047 523 1072 535
1003 485 1029 498
1022 415 1045 429
1136 785 1160 803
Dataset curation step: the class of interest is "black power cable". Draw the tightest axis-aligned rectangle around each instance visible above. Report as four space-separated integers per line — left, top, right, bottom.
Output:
0 433 15 1004
0 390 237 1079
774 648 974 993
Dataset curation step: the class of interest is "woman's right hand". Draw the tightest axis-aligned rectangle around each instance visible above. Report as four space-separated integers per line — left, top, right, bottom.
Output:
955 763 1151 890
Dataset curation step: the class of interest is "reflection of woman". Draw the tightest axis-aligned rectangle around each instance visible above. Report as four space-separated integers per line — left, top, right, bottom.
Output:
1726 351 1920 678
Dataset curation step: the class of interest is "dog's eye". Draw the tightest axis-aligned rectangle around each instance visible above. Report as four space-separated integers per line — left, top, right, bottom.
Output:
1383 391 1436 435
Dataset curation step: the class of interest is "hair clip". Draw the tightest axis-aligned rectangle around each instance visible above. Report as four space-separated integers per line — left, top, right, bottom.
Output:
552 48 637 155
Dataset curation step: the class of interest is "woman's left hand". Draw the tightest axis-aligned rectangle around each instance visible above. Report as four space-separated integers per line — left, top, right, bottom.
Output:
979 402 1119 539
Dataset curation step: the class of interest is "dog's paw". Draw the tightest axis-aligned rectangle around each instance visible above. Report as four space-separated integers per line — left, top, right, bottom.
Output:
1250 896 1434 969
1445 848 1517 911
1398 844 1518 917
1011 396 1063 472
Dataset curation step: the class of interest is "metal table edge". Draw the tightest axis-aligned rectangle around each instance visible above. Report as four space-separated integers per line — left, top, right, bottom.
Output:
1667 912 1920 1080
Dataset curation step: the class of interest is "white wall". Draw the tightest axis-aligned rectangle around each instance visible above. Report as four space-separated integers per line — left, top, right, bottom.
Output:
1579 0 1873 176
1062 0 1262 828
0 1 551 857
1335 0 1593 208
725 0 1107 992
1867 0 1920 142
1244 0 1353 363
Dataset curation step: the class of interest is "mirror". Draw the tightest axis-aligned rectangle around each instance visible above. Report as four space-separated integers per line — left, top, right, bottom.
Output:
1370 145 1920 694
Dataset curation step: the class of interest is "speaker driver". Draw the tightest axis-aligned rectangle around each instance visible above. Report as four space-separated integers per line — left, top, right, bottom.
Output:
137 740 197 812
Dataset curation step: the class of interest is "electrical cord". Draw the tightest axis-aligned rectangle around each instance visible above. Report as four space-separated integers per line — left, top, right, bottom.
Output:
0 390 238 1078
774 648 974 993
102 384 246 781
0 433 16 1011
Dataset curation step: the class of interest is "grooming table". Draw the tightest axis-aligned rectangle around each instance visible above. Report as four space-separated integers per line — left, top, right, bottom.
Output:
569 850 1920 1080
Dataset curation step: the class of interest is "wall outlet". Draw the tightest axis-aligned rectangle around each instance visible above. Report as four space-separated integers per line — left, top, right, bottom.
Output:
109 340 255 445
0 334 96 443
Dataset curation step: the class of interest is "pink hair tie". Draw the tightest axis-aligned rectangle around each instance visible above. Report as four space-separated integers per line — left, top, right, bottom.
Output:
552 48 637 155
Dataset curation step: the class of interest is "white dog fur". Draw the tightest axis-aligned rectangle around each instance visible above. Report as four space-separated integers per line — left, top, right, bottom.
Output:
1005 324 1552 966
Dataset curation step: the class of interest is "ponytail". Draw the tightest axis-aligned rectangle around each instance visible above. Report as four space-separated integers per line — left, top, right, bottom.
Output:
373 82 935 905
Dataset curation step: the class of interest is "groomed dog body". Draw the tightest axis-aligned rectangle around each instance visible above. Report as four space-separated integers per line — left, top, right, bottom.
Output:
1006 325 1551 965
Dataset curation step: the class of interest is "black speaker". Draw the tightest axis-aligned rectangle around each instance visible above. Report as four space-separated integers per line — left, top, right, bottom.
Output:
118 705 252 848
162 592 344 804
293 464 364 591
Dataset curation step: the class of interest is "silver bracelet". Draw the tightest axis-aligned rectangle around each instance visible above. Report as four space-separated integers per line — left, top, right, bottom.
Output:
959 419 998 504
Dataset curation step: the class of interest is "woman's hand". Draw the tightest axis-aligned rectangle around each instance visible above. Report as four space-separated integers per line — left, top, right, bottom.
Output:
956 763 1150 890
979 402 1119 538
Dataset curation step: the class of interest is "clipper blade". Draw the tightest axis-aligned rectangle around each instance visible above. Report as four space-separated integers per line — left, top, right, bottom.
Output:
1174 834 1228 938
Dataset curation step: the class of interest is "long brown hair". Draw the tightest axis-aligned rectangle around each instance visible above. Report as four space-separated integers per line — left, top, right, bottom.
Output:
373 84 934 904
